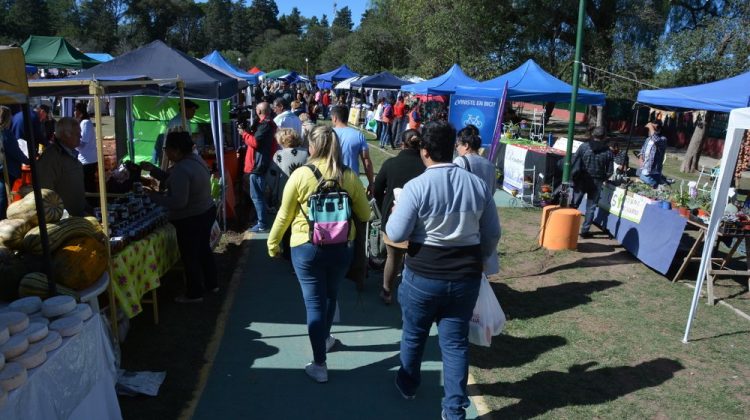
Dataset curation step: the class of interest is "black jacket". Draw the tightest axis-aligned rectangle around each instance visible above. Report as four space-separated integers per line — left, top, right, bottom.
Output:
373 149 425 230
577 140 613 181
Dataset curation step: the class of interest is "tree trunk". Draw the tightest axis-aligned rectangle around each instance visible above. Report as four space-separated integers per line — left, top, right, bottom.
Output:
596 105 606 128
681 110 711 173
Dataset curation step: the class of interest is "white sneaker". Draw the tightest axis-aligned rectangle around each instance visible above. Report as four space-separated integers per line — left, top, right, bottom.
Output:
325 335 339 353
305 362 328 383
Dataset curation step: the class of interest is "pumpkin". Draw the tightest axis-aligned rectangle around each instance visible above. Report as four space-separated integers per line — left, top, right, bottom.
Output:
18 272 77 299
0 219 32 249
22 216 105 254
6 188 65 226
50 236 108 290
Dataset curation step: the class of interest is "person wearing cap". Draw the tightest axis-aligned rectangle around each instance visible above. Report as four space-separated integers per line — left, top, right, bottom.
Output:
577 126 614 239
638 120 667 188
168 99 199 135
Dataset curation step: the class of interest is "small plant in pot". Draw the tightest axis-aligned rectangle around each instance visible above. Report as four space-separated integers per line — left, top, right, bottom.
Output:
538 184 553 207
672 191 691 218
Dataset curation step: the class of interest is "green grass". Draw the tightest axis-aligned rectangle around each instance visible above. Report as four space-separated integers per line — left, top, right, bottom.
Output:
472 208 750 418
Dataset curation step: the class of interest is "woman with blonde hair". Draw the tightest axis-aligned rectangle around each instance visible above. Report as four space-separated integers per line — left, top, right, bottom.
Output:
267 125 370 383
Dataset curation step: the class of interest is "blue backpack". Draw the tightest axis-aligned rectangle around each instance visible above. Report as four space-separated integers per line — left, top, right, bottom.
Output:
301 164 353 246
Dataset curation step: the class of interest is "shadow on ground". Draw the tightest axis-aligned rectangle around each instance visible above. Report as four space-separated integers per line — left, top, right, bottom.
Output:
491 280 622 320
474 358 684 418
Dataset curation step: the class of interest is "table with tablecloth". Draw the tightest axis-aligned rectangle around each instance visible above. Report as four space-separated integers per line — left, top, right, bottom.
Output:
111 223 180 318
0 313 121 420
493 139 565 193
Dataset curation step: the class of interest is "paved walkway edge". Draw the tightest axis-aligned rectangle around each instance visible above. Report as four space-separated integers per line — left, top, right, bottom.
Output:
179 232 256 420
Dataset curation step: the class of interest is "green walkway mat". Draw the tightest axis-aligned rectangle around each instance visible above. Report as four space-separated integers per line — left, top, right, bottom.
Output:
193 236 480 419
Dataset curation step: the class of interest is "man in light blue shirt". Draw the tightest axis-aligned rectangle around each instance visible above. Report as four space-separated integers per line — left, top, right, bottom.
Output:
331 105 374 194
272 98 302 138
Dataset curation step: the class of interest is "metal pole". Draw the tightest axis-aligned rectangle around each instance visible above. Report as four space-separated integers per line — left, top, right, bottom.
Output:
22 104 56 295
560 0 586 207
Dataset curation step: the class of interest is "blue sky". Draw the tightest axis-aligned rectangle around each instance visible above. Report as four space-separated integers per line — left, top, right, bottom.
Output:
274 0 370 27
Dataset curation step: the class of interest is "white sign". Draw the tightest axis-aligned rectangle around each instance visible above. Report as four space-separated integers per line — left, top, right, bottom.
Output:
599 186 651 223
553 138 583 154
502 144 528 194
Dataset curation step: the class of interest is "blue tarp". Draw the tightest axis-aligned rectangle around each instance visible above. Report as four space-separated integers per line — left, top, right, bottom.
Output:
636 71 750 112
351 71 412 90
316 65 359 89
201 50 259 84
455 59 606 105
85 53 114 62
401 64 479 95
75 40 238 100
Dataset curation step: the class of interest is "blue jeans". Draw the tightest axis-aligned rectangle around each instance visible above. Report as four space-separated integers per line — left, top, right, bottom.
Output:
380 123 392 148
249 173 267 227
397 266 481 420
581 180 604 234
639 172 661 188
291 242 353 364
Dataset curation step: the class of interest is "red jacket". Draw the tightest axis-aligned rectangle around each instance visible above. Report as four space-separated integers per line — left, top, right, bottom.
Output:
321 92 331 106
242 117 277 175
394 101 406 118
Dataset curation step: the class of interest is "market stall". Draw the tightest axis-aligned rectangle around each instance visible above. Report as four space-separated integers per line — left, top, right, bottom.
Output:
401 64 478 96
494 139 565 195
316 65 359 90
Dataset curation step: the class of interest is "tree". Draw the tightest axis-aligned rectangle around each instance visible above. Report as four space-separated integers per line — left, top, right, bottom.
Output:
204 0 233 51
123 0 185 46
230 1 251 53
45 0 82 42
279 7 304 37
168 0 206 54
331 6 353 41
5 0 52 42
78 0 119 52
247 0 280 47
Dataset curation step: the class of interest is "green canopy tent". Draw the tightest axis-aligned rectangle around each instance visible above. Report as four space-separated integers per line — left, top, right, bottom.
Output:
21 35 101 69
264 68 292 79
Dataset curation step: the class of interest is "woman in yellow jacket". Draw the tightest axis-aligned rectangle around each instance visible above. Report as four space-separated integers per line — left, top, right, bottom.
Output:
267 125 370 383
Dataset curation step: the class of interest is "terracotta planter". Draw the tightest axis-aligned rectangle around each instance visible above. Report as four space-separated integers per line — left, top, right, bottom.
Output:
697 208 709 217
677 207 691 218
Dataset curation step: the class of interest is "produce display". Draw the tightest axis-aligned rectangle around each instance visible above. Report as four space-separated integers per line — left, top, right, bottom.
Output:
5 189 64 226
95 190 169 253
50 237 108 291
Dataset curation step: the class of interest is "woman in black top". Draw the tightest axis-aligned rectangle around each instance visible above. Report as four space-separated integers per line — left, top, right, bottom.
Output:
372 129 425 304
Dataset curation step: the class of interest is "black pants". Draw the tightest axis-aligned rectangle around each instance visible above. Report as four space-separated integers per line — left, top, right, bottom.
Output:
172 206 218 298
82 162 98 193
376 120 383 142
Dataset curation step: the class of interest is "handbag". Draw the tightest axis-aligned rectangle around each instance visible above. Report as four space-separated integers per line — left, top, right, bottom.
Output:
468 274 506 347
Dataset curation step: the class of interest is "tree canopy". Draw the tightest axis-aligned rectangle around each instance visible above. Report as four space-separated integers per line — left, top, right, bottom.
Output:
0 0 746 98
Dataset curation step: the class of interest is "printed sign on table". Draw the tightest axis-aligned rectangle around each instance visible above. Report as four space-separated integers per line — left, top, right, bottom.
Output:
598 185 650 223
448 95 500 147
502 144 528 194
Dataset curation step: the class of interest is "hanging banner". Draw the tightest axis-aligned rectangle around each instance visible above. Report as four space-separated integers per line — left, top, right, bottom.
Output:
448 95 500 147
502 144 528 193
488 81 509 162
0 47 29 105
348 105 361 127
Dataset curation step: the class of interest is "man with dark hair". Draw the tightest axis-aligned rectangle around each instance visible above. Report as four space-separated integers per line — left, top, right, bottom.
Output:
239 102 277 233
272 97 302 137
577 126 614 238
638 121 667 188
331 104 375 290
386 121 500 420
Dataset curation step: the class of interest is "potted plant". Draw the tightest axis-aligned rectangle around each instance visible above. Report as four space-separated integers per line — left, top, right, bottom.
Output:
672 191 691 218
496 168 504 186
538 184 553 207
696 192 712 217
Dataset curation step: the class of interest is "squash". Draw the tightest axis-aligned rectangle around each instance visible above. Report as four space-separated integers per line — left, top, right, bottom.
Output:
18 272 77 299
6 188 65 225
22 217 105 254
0 219 32 249
50 236 108 290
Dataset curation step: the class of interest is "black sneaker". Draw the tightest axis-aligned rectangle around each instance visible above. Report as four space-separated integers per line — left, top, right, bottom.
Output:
579 232 593 239
395 375 416 400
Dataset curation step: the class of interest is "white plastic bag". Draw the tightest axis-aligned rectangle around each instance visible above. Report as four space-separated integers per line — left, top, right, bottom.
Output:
209 220 222 250
468 275 506 347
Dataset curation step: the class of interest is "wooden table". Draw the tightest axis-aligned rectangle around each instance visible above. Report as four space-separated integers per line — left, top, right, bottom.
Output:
673 218 750 305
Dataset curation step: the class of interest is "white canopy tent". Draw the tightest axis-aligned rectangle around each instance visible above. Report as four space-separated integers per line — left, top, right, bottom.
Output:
334 75 367 90
684 107 750 342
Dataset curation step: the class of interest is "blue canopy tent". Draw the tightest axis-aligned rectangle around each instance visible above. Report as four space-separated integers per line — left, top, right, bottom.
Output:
401 64 479 95
278 71 309 84
85 53 114 62
316 65 359 89
455 59 605 105
74 40 240 226
636 71 750 112
201 50 259 85
351 71 412 90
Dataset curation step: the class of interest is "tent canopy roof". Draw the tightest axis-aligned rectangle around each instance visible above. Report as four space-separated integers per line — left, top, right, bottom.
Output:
351 71 412 89
85 53 114 62
27 76 182 98
456 59 605 105
201 50 258 84
636 71 750 112
21 35 101 69
334 75 367 90
74 40 238 100
401 64 479 95
264 69 292 79
316 65 359 89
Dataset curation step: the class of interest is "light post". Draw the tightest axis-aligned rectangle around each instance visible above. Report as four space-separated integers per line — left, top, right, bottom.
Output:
305 57 309 76
237 57 242 70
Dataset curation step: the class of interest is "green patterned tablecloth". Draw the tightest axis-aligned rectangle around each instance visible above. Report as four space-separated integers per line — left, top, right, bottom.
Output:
111 224 180 318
